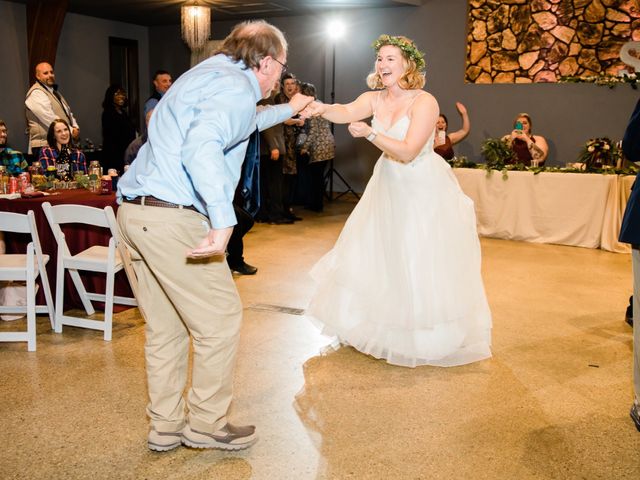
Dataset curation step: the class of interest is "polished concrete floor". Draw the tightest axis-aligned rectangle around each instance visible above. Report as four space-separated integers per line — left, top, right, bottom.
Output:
1 197 639 479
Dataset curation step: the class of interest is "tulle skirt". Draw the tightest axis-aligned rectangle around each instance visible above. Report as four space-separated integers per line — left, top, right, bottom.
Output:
306 153 492 367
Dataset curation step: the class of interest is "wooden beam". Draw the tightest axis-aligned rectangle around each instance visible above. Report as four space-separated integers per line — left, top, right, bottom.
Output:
26 0 69 85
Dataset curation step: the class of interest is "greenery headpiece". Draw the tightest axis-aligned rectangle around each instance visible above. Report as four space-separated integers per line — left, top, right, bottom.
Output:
372 34 426 71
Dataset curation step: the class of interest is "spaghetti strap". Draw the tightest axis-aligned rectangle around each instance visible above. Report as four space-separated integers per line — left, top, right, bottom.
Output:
372 91 382 116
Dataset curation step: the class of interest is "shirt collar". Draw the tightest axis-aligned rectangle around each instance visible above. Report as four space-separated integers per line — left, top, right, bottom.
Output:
37 80 55 93
215 54 262 104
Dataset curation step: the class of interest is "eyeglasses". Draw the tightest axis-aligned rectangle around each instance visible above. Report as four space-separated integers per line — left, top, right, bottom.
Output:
272 57 288 74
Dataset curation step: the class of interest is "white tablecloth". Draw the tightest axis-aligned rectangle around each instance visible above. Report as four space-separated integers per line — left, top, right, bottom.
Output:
452 168 635 252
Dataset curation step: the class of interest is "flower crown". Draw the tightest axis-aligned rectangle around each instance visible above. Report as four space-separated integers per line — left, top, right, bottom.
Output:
372 35 426 71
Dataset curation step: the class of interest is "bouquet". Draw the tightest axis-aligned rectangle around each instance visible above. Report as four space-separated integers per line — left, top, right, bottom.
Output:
576 137 622 171
480 138 517 170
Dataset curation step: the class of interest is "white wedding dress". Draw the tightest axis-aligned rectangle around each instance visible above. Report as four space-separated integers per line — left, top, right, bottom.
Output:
306 108 492 368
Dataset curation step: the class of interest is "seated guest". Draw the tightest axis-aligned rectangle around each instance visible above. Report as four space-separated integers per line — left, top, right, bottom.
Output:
101 84 137 173
502 113 549 166
39 119 87 179
0 120 28 175
434 102 470 160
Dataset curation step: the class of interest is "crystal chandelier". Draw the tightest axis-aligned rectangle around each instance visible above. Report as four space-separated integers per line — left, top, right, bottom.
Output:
181 2 211 51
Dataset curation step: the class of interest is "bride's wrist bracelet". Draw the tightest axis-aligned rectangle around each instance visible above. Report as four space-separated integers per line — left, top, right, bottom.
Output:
366 129 378 142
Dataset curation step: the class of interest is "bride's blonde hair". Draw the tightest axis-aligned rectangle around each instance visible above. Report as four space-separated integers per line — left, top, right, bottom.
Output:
366 35 426 90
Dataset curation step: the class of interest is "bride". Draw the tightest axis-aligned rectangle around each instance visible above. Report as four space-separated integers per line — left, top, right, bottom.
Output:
305 35 492 367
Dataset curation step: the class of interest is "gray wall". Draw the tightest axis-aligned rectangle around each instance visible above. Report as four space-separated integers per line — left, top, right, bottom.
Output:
0 1 29 152
0 0 149 153
148 24 190 89
149 0 640 192
2 0 637 191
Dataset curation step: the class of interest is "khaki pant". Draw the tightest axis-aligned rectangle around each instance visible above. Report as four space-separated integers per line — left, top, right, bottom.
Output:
117 203 242 434
633 248 640 403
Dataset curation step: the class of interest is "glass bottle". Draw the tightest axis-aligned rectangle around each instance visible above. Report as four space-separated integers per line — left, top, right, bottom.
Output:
56 144 72 181
0 166 8 194
89 160 102 177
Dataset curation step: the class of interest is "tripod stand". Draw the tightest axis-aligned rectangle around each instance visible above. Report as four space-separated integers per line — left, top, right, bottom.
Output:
325 42 359 201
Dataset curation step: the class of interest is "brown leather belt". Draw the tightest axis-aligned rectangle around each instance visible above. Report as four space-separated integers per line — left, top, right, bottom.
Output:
123 195 199 213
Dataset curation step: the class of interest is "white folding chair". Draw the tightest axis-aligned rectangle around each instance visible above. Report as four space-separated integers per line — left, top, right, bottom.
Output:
0 210 55 351
42 202 137 341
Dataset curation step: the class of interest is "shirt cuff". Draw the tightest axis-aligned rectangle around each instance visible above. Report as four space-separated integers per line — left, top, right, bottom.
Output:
207 203 238 229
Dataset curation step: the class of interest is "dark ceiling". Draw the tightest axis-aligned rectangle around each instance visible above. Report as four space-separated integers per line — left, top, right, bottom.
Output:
13 0 423 26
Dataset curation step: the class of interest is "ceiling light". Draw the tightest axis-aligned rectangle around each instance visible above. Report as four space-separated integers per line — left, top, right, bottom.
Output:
181 2 211 51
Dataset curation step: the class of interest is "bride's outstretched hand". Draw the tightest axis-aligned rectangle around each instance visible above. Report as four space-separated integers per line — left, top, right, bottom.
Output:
348 121 371 138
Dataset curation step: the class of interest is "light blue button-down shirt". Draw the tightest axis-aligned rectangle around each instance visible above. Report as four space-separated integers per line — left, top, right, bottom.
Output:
117 54 293 228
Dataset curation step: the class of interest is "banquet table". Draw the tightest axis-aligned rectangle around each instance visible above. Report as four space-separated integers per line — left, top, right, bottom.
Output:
0 189 133 311
452 168 635 253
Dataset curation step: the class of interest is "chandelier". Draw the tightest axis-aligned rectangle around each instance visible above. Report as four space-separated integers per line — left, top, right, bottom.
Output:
181 2 211 51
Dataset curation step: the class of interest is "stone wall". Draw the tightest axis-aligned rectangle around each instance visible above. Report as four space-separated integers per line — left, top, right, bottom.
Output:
466 0 640 83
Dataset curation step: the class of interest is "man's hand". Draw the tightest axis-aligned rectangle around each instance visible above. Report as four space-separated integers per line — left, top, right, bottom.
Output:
186 226 233 259
284 117 305 126
304 101 328 118
270 148 280 161
288 93 314 116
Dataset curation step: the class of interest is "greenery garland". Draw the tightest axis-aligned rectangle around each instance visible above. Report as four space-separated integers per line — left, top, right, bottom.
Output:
450 136 638 180
559 73 639 89
449 161 638 179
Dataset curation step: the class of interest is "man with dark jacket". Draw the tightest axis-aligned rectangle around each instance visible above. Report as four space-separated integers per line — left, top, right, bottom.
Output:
620 97 640 432
258 92 291 224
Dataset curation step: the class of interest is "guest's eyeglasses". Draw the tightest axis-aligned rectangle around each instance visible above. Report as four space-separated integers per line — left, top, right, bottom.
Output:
272 57 288 74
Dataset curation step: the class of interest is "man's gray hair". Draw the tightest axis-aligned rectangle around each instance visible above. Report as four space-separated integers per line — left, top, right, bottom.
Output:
216 20 287 69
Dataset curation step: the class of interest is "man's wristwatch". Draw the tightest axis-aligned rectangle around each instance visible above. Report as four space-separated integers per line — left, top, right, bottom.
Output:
366 129 377 142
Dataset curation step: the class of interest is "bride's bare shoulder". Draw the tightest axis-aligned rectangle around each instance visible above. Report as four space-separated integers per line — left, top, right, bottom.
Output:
414 90 437 104
411 90 439 113
353 90 379 107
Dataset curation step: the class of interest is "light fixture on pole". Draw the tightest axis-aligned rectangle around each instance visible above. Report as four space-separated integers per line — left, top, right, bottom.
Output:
181 1 211 51
324 19 360 201
326 19 345 107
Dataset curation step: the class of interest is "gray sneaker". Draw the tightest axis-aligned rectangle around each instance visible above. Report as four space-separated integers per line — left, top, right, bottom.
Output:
181 423 257 450
148 427 183 452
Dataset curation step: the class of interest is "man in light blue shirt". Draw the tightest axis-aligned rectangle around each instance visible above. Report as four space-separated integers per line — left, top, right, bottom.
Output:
116 20 313 452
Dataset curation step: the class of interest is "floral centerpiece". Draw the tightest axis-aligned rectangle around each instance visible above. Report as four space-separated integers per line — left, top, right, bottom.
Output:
480 138 517 170
576 137 622 171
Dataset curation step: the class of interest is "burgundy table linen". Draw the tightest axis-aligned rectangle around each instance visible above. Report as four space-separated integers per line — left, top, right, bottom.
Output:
0 190 134 312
